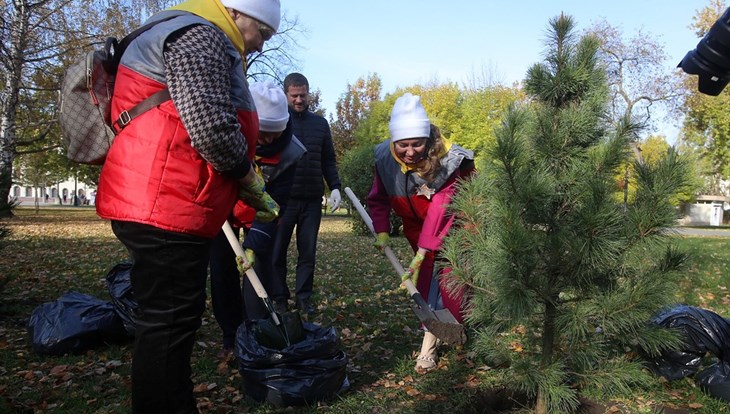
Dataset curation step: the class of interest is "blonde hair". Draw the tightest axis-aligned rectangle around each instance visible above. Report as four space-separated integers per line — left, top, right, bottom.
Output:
415 124 446 182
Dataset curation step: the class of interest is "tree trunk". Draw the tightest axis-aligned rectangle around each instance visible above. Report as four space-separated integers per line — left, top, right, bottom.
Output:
0 171 13 217
536 299 558 414
0 0 31 214
536 394 548 414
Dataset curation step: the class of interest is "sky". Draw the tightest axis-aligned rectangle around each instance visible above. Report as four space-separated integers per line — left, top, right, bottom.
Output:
281 1 715 144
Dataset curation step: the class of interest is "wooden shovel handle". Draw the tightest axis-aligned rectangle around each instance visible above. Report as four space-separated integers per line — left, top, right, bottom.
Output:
221 221 272 302
343 187 420 296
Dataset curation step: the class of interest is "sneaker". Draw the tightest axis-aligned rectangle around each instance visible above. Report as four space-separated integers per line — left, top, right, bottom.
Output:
296 298 315 315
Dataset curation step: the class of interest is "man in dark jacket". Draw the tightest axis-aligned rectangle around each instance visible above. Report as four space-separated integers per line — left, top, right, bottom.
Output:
270 72 342 315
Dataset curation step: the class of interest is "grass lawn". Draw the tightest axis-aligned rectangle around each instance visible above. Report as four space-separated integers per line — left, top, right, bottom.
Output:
1 208 730 413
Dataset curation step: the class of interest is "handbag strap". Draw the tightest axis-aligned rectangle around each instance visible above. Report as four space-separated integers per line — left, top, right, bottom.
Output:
114 15 178 65
113 89 171 133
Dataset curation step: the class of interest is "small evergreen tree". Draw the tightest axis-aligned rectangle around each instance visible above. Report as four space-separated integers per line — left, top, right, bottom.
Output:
443 14 691 413
339 144 377 235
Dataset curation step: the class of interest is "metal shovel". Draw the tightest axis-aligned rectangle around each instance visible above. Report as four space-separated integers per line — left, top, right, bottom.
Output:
344 187 466 345
221 221 304 350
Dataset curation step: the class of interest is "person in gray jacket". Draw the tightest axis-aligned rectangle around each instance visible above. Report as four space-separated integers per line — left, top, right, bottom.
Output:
270 73 342 315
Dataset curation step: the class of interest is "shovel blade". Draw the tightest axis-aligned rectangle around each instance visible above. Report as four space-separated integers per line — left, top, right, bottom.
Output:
252 318 289 350
251 311 306 350
411 302 467 345
280 310 305 345
422 312 467 345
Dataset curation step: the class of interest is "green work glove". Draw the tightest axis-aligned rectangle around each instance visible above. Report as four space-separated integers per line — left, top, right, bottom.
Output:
373 232 390 250
401 250 426 287
238 170 279 223
235 248 256 275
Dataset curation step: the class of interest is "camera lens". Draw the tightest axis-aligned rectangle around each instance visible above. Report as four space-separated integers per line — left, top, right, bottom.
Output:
678 7 730 96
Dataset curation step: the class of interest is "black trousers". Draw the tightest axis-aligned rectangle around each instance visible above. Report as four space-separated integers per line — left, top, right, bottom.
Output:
209 228 244 349
270 198 322 302
208 228 272 348
112 221 210 414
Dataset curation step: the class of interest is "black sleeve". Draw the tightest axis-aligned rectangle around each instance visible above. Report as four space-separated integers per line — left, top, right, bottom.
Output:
320 120 341 191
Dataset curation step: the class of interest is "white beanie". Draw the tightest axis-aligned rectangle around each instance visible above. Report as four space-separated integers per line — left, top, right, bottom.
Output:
250 80 289 132
389 93 431 142
220 0 281 32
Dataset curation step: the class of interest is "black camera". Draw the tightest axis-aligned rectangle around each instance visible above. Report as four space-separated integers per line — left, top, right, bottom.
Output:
679 7 730 96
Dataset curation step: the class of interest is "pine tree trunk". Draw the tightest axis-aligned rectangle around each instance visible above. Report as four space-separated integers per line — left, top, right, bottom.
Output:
536 299 557 414
536 395 548 414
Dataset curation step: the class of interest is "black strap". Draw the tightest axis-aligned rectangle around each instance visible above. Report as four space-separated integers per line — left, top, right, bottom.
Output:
113 15 178 65
113 89 171 133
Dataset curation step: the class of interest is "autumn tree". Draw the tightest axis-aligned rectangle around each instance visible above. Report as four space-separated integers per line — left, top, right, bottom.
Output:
330 73 382 160
0 0 149 214
589 20 681 133
443 15 691 413
588 19 686 206
244 11 304 84
345 79 522 163
352 92 397 148
680 0 730 194
351 82 464 149
452 85 525 162
617 135 703 205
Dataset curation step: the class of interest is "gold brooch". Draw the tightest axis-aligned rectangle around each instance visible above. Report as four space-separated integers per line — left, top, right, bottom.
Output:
416 183 435 200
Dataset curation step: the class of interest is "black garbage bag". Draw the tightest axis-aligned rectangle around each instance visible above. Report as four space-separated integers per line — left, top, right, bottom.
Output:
643 305 730 402
236 321 349 407
646 347 703 381
27 291 129 355
698 360 730 402
656 305 730 359
645 305 730 380
105 261 137 336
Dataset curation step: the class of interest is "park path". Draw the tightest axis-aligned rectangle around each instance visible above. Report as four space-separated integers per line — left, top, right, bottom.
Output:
675 227 730 237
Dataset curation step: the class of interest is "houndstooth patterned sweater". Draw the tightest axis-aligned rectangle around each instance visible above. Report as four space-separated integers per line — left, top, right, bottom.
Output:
163 24 250 179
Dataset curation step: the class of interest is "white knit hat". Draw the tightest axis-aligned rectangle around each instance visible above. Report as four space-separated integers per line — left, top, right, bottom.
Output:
389 93 431 142
250 80 289 132
220 0 281 32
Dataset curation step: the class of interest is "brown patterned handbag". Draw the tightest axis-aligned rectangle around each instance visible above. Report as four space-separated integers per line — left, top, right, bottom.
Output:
59 18 173 165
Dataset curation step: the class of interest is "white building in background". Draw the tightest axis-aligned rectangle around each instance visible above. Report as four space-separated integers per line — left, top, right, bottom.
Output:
678 195 730 226
10 177 96 206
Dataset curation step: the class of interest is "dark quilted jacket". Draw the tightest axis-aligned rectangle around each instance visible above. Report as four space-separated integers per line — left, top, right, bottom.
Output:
289 109 341 200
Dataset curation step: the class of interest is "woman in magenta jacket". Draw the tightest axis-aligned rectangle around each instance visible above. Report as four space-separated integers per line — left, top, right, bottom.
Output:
367 93 474 371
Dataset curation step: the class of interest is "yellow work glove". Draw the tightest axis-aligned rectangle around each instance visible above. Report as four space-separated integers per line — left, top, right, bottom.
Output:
238 169 279 223
401 250 426 287
373 232 390 250
235 248 256 275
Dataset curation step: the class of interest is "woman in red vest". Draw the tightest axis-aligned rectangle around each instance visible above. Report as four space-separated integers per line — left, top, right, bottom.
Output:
96 1 280 412
367 93 475 371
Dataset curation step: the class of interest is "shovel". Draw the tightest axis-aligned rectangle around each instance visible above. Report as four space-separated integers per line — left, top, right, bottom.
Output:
221 221 304 349
344 187 466 345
